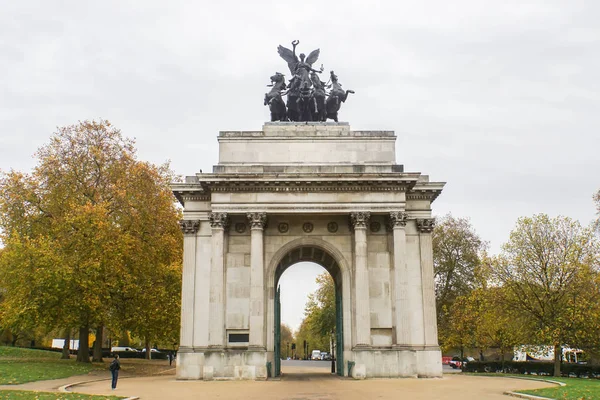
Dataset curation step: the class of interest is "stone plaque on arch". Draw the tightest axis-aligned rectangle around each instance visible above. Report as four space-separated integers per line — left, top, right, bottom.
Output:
173 122 444 380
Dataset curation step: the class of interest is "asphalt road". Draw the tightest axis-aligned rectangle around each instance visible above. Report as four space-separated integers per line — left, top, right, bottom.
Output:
281 359 331 369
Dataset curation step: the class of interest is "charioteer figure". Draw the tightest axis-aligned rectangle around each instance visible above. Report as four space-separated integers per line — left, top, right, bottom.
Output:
264 40 354 122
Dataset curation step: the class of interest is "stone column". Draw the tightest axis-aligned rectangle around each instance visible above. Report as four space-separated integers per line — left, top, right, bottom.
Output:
417 218 438 346
193 226 212 349
247 212 267 350
350 212 371 347
389 211 410 346
178 220 200 350
208 212 229 349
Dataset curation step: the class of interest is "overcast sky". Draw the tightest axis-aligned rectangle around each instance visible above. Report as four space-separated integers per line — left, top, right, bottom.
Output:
2 1 599 331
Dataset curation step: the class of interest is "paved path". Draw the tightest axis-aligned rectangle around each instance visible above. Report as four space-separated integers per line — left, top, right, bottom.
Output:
57 363 555 400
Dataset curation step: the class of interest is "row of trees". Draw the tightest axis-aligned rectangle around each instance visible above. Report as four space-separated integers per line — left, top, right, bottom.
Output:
437 211 600 377
294 273 336 357
0 120 183 362
293 196 600 377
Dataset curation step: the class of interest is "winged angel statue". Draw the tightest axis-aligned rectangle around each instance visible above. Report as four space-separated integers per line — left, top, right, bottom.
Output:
264 40 354 122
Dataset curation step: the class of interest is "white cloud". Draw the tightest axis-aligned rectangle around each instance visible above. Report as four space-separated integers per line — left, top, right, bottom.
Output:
1 0 598 315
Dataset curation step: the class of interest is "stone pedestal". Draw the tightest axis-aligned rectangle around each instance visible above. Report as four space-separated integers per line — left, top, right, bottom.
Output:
173 123 445 380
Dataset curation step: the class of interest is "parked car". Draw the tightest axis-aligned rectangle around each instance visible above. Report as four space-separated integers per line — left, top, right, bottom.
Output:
449 356 474 369
141 348 161 353
321 352 332 361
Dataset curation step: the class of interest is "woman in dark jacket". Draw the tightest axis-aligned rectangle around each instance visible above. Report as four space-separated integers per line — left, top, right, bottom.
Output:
109 354 121 389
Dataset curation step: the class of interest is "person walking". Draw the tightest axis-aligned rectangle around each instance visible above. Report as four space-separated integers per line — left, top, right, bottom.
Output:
109 354 121 390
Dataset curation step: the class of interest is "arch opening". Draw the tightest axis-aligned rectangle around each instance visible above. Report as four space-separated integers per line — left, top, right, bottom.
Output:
273 244 345 377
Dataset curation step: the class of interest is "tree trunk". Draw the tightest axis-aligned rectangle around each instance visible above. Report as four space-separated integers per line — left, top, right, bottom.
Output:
92 325 103 362
553 344 561 377
76 326 90 363
61 329 71 359
145 338 151 360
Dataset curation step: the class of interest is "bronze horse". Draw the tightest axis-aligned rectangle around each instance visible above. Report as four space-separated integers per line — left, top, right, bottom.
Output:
326 71 354 122
264 73 287 122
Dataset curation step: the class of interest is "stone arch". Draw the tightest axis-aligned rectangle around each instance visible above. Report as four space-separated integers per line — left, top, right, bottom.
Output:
265 237 353 376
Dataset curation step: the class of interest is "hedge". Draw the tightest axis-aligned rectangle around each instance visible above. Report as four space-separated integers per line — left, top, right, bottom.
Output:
463 361 600 378
25 346 170 360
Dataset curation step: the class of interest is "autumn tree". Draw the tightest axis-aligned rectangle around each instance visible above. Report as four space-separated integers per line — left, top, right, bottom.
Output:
304 273 336 337
491 214 600 377
279 323 294 358
473 287 526 367
594 189 600 232
295 272 336 358
0 120 182 362
433 215 487 348
439 294 478 359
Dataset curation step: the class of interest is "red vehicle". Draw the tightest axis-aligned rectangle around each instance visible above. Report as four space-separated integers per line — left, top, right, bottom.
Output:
449 356 474 369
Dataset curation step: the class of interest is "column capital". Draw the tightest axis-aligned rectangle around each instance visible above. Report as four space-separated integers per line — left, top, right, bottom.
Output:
416 218 435 233
179 219 200 235
349 211 371 230
388 211 408 229
247 212 267 230
209 212 230 229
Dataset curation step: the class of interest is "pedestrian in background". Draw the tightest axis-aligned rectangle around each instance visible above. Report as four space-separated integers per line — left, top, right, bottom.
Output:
109 354 121 390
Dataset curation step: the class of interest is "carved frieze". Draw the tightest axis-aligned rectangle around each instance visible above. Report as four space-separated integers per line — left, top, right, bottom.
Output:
349 212 371 230
208 182 410 193
302 222 314 233
416 218 435 233
278 222 289 233
179 219 200 235
247 212 267 229
209 212 230 229
370 221 381 233
327 221 339 233
234 223 246 233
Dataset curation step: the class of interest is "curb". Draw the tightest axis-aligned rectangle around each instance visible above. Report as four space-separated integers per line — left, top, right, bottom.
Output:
502 377 565 400
59 377 139 400
502 377 564 400
463 373 565 400
504 391 554 400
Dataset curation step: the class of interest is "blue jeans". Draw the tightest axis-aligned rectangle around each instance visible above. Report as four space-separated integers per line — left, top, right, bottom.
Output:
111 369 119 389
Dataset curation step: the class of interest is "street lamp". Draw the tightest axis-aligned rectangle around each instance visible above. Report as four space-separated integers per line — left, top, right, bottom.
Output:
330 329 335 374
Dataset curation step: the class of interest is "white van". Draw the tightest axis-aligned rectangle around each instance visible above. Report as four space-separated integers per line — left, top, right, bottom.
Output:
311 350 322 360
111 346 138 352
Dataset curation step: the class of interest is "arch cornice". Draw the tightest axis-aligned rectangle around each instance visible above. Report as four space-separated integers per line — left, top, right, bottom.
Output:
265 236 354 354
267 236 352 289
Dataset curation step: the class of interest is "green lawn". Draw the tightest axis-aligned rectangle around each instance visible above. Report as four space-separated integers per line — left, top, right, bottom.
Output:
518 376 600 400
0 360 95 385
0 347 95 385
0 390 123 399
0 347 126 399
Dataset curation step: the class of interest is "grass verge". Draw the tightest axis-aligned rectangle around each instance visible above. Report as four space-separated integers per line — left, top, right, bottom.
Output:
465 372 600 400
517 376 600 400
0 390 124 399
